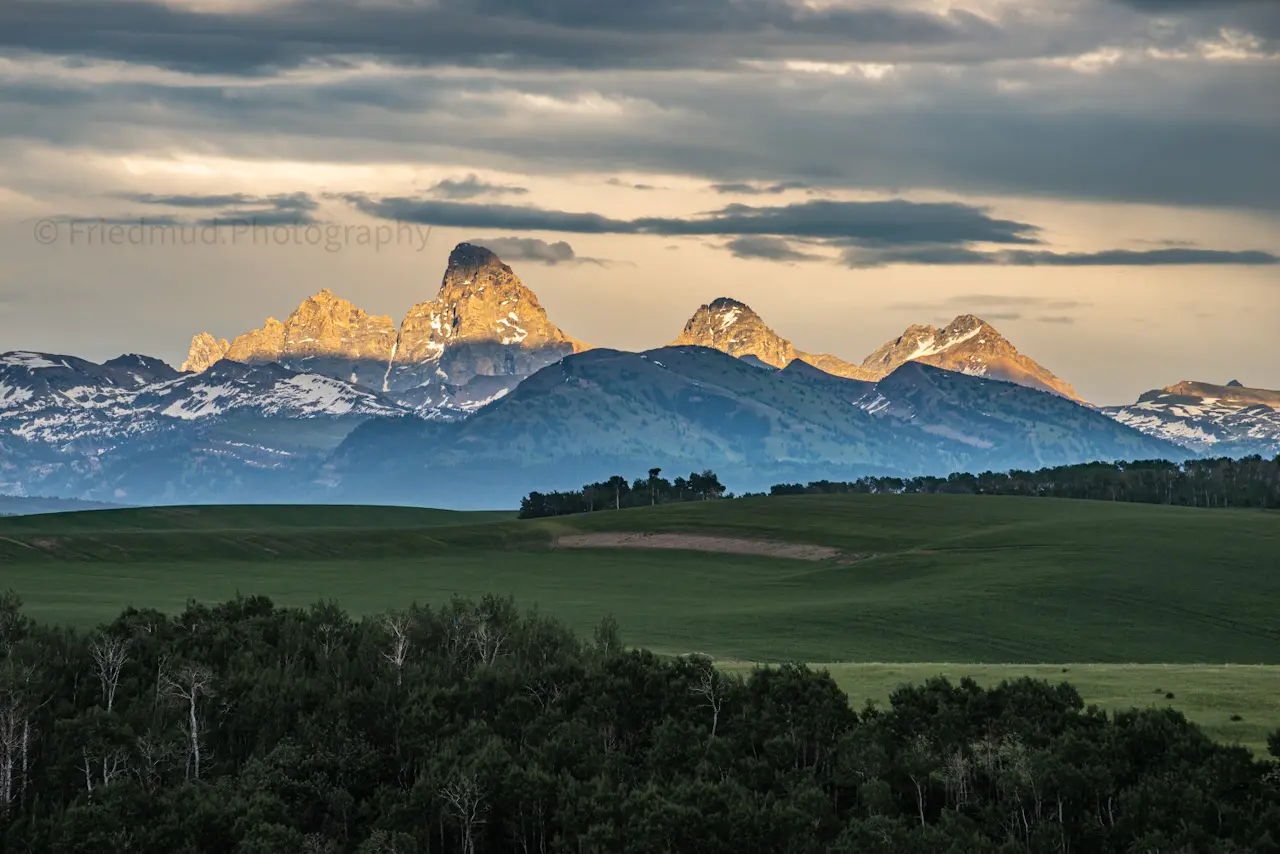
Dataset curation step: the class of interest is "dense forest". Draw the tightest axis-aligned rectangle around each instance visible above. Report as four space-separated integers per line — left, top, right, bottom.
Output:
771 455 1280 508
1 592 1278 853
519 469 726 518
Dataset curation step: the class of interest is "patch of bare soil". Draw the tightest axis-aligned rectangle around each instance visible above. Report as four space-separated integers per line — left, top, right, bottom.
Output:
555 532 842 561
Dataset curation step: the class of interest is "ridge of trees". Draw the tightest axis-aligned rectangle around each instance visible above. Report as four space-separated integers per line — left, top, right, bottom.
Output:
0 591 1277 852
772 455 1280 508
519 468 727 518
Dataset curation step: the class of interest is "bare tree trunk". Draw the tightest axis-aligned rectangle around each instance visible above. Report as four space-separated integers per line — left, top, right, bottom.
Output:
164 663 214 782
382 612 412 686
90 635 129 713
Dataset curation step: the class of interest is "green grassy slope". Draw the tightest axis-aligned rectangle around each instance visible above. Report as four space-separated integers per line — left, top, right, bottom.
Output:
1 496 1277 665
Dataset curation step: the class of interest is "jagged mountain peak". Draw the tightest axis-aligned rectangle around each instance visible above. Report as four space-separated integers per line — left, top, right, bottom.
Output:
672 297 798 369
1227 379 1244 388
446 242 505 274
671 298 876 381
706 296 751 312
389 242 586 387
859 314 1082 402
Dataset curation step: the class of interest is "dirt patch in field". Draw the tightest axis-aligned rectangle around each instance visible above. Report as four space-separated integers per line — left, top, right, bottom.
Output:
555 532 842 561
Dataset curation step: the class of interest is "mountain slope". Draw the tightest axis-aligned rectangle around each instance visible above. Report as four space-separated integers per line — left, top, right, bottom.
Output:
1 351 413 501
1103 380 1280 456
330 346 1185 507
859 315 1084 402
671 298 875 380
861 361 1186 467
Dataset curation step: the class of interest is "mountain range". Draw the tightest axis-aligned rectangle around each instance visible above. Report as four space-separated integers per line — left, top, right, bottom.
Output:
3 242 1276 507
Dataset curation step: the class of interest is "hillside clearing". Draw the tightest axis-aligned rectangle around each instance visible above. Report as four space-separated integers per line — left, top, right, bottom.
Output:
554 531 843 560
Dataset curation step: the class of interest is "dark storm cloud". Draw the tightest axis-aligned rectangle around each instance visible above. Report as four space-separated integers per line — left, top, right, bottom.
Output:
468 236 604 265
842 246 1280 267
2 47 1276 210
345 195 1044 245
428 175 529 200
723 237 824 262
0 0 1001 75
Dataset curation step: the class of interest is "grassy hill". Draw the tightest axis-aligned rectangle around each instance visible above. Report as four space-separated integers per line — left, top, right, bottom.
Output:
4 494 1278 753
2 495 1277 664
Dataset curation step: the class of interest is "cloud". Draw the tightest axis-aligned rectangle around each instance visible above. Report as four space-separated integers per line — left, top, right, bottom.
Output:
606 178 656 190
724 236 825 263
844 246 1280 267
710 181 812 195
116 192 317 211
427 174 529 200
0 0 1001 76
345 195 1045 246
50 192 323 227
1036 315 1077 324
468 236 604 265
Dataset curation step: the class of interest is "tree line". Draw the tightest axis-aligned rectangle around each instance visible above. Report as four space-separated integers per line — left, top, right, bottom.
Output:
519 468 727 518
771 455 1280 509
0 592 1277 853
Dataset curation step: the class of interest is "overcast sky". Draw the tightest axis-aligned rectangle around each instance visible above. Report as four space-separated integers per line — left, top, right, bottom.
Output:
1 0 1277 404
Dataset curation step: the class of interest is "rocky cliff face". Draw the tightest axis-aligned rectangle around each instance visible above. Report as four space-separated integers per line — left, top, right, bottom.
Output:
859 315 1083 402
182 333 230 373
389 243 586 389
671 298 875 380
181 243 587 398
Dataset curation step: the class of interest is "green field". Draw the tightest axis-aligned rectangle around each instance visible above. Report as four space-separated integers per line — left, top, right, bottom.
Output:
2 495 1277 663
3 494 1278 752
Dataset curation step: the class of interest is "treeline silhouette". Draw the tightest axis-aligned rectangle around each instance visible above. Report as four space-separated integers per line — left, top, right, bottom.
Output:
519 468 727 518
771 455 1280 509
0 592 1276 853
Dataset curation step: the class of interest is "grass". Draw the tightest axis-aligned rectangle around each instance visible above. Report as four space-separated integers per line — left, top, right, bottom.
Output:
2 494 1277 753
720 662 1280 757
2 495 1276 664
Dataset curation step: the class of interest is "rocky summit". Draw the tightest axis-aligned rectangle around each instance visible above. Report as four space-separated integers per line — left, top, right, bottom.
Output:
182 243 587 405
858 315 1084 402
389 243 586 390
671 298 876 380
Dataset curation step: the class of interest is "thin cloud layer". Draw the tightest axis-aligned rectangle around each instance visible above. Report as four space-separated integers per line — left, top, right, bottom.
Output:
469 236 605 265
428 175 530 200
724 236 825 262
842 246 1280 267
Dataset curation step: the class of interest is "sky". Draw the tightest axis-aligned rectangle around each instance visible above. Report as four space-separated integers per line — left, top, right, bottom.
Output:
0 0 1278 405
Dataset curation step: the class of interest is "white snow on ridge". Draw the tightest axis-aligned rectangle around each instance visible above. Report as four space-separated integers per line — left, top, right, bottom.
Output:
1 352 60 369
162 384 238 419
911 324 984 360
266 373 385 417
718 308 742 330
